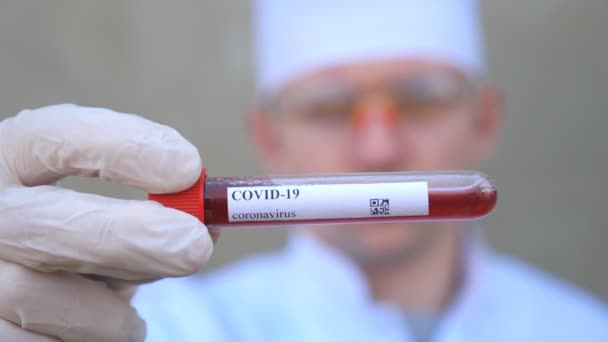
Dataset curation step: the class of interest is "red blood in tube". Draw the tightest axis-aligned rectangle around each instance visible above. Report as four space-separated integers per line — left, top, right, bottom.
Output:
202 176 496 228
148 169 497 229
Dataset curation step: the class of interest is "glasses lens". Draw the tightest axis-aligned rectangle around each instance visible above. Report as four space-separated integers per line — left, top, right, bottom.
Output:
392 72 475 118
273 72 475 126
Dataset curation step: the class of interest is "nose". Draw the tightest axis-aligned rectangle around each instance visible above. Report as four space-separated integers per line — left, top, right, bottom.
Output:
351 95 403 172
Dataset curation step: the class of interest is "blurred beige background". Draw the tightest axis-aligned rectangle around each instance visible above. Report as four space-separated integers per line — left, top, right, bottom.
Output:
1 1 607 300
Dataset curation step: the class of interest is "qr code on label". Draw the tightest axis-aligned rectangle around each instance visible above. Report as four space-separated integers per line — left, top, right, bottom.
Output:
369 198 390 215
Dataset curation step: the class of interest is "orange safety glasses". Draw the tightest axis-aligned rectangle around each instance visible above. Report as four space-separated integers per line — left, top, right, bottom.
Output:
266 71 478 130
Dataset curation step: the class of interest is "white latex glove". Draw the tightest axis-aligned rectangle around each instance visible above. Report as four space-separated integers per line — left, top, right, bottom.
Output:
0 104 213 341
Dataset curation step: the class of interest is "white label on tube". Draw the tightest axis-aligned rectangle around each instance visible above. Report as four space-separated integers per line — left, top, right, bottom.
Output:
227 182 429 222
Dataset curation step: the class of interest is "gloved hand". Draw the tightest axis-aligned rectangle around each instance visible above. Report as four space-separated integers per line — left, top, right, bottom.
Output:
0 104 214 341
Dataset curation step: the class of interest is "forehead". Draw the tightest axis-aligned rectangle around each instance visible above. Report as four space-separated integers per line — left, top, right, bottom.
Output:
277 58 470 97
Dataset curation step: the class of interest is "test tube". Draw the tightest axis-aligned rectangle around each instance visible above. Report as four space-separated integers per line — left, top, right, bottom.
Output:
148 169 496 228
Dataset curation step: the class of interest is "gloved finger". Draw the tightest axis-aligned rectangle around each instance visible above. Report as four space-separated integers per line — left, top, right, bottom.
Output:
84 275 153 301
0 185 213 280
209 227 221 245
0 104 201 193
0 260 146 342
0 319 59 342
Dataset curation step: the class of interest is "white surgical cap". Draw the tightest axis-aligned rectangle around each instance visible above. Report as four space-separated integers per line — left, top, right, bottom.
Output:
254 0 485 93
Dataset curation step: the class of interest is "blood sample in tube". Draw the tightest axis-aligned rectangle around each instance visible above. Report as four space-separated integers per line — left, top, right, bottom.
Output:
148 169 496 228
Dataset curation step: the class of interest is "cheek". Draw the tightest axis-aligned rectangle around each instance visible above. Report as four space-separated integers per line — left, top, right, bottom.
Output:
407 112 478 169
276 126 350 174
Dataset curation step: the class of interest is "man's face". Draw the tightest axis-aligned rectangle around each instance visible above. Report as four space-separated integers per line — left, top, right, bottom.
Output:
251 58 501 265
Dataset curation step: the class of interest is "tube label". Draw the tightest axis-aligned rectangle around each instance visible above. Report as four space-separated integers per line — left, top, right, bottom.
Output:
227 182 429 222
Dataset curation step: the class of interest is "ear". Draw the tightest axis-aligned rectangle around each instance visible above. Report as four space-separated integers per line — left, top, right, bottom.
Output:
472 85 505 161
247 106 283 170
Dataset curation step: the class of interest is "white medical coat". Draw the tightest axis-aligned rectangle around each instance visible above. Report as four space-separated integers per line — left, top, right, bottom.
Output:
133 230 608 341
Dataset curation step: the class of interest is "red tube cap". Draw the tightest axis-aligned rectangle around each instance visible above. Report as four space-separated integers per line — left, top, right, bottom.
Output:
148 168 207 222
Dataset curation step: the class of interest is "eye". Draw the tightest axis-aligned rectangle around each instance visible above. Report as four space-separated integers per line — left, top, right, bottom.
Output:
294 87 355 124
305 97 353 122
392 74 472 117
276 84 356 125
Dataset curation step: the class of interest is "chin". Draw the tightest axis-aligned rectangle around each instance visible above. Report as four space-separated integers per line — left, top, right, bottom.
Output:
320 222 442 266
